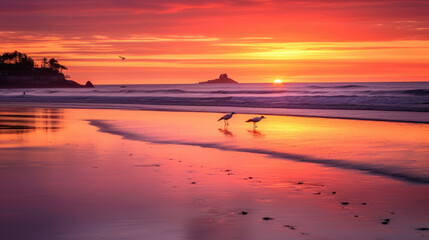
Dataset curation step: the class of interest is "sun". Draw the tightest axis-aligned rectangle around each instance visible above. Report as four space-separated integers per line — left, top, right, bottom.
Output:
274 79 282 84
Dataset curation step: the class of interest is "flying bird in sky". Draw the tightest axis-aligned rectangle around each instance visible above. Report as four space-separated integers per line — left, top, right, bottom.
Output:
218 112 236 125
119 56 126 60
246 116 266 128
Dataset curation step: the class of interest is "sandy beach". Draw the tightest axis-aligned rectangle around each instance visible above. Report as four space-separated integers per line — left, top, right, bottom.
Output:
0 106 428 240
3 0 429 238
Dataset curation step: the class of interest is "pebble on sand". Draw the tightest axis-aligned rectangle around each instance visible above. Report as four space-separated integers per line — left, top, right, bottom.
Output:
341 202 349 205
415 228 429 231
262 217 274 221
240 211 248 215
284 225 296 230
134 164 161 167
191 182 196 184
381 219 390 225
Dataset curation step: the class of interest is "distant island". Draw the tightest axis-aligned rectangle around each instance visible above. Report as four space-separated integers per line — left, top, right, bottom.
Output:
198 73 238 84
0 51 93 88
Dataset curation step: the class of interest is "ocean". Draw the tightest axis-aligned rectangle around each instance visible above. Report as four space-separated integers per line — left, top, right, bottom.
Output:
1 82 428 122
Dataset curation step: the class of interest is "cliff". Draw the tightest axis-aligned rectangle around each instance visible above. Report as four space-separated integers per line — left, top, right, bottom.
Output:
198 73 238 84
0 51 93 88
0 68 93 88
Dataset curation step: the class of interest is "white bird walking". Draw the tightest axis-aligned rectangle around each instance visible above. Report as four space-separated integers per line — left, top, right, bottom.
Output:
218 112 236 125
246 116 266 128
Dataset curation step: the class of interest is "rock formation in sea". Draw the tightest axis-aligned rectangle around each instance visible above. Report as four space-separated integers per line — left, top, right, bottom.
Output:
198 73 238 84
85 81 94 88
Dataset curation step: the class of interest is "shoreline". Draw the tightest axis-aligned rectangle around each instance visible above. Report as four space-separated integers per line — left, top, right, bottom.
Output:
1 101 428 124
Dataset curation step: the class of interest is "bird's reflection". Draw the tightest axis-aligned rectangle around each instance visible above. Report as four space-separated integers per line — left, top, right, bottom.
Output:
218 126 233 137
247 129 264 138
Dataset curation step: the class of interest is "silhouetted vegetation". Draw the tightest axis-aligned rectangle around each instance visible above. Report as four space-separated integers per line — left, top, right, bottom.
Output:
0 51 93 88
48 58 68 73
0 51 67 73
0 51 35 71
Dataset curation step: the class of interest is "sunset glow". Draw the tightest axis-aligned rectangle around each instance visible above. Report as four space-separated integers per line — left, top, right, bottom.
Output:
2 0 429 84
1 2 428 238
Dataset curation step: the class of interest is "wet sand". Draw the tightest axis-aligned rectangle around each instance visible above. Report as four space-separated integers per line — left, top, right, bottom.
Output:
0 107 428 240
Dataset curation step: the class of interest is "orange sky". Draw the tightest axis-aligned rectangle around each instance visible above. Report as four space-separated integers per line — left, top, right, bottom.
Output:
1 0 429 84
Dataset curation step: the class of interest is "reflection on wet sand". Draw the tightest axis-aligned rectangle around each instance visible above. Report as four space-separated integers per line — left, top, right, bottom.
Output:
218 126 233 137
0 108 428 240
247 129 264 138
186 216 249 240
0 108 63 134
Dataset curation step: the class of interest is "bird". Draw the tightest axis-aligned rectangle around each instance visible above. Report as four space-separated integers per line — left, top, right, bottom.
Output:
246 116 266 128
119 56 126 60
218 112 236 125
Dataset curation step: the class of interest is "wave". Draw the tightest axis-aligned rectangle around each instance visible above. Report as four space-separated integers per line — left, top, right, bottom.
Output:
400 89 429 96
51 88 429 97
16 88 429 98
4 84 428 98
309 84 365 89
359 89 429 96
202 90 303 94
88 89 315 95
88 120 429 184
119 89 188 94
2 94 427 112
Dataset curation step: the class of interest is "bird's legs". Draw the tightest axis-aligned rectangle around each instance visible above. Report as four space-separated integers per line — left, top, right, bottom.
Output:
224 119 229 126
253 122 257 128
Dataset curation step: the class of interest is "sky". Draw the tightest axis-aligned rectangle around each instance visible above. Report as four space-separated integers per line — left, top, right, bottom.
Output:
1 0 429 84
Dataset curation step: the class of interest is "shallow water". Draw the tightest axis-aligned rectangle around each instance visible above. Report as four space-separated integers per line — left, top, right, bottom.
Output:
0 107 428 240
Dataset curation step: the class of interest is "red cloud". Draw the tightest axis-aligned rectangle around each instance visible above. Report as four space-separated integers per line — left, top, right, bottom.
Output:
1 0 429 83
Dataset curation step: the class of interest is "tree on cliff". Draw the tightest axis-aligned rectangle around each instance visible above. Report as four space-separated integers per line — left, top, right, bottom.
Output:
0 51 34 70
1 51 68 73
59 64 68 73
41 57 48 68
48 58 68 73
